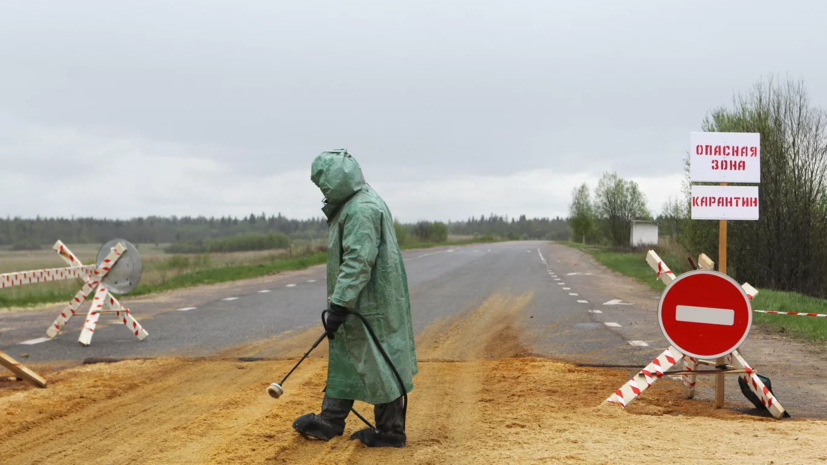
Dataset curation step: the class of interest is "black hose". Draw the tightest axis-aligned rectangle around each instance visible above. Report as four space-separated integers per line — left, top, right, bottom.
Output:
275 327 376 430
322 308 408 431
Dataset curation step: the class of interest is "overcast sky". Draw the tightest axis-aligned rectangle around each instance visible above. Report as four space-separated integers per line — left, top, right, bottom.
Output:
1 0 825 222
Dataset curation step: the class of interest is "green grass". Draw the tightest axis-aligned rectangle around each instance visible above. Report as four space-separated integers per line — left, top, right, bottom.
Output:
560 241 827 343
751 290 827 342
0 252 328 309
128 252 328 296
560 241 691 293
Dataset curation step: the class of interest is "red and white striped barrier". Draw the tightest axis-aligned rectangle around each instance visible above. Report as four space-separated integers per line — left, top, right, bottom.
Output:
682 355 697 399
0 240 147 346
0 265 97 288
607 346 684 407
730 349 787 418
46 242 125 339
605 251 787 419
754 309 827 318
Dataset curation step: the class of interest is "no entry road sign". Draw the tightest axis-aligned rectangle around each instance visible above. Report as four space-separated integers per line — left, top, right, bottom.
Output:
658 270 752 359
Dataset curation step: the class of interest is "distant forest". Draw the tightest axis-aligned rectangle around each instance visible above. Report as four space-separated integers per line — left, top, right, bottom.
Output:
448 215 567 241
0 213 568 250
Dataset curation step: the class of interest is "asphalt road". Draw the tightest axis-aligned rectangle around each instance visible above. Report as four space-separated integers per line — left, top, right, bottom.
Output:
0 241 651 366
2 240 826 417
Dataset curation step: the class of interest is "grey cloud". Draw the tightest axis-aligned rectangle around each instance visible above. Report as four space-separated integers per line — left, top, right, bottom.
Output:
1 0 825 219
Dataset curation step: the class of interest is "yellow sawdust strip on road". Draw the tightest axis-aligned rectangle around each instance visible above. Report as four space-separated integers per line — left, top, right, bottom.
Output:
2 293 827 464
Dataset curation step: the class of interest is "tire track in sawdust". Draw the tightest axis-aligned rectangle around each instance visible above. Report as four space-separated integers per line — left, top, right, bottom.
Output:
262 292 535 464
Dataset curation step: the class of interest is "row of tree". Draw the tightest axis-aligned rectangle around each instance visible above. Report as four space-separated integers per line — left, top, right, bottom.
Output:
0 212 571 251
679 78 827 297
0 214 328 249
567 173 651 246
448 215 568 240
569 77 827 299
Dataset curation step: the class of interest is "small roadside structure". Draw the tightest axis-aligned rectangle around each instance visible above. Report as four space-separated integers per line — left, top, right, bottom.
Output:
630 220 658 247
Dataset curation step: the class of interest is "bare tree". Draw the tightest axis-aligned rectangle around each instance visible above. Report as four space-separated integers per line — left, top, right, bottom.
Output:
658 196 686 236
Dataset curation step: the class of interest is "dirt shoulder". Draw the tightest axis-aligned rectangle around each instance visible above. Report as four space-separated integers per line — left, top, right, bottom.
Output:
2 291 826 464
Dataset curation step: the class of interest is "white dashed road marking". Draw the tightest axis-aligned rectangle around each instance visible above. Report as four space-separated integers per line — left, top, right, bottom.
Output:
603 299 633 306
308 280 316 283
604 322 622 327
569 293 579 296
285 284 296 288
177 307 198 312
577 300 589 304
629 340 649 347
563 287 571 290
222 297 239 301
413 251 444 259
258 290 271 294
557 283 565 286
19 337 51 345
588 310 603 314
566 272 594 276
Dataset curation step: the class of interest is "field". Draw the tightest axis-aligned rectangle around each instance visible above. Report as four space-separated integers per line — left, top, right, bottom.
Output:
0 242 325 309
560 241 827 343
0 236 498 309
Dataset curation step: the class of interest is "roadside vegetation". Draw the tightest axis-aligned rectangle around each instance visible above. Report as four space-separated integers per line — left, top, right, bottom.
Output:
0 233 501 309
561 240 827 343
564 77 827 344
165 232 291 254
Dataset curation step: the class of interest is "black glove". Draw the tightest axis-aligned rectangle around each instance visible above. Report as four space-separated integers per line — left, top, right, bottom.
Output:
324 303 348 338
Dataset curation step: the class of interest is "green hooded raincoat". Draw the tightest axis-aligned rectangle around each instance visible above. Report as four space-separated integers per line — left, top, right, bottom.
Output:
311 149 418 405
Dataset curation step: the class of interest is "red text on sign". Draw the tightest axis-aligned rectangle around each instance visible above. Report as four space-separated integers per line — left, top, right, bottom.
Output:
692 196 758 208
695 145 758 157
711 160 746 171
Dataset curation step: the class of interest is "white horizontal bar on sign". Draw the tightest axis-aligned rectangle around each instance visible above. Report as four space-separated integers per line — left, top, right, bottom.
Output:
691 185 759 221
676 305 734 326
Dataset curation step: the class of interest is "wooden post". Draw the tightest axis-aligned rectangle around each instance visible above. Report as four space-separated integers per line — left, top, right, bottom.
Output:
714 356 726 408
719 183 728 275
715 182 728 408
0 351 47 388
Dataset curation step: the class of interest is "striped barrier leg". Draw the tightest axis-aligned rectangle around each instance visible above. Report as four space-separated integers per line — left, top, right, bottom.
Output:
606 346 684 408
53 240 85 268
729 350 787 419
79 287 108 346
107 294 148 341
45 243 125 338
682 356 697 399
46 280 100 338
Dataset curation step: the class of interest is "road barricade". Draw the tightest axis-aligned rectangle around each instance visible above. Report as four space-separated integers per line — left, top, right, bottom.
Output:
0 240 147 346
605 251 787 419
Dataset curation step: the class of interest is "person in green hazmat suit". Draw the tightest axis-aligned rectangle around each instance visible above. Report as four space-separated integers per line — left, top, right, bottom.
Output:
292 149 418 448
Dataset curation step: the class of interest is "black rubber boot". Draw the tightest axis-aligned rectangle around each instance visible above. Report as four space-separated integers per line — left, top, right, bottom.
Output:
293 396 354 441
350 396 406 448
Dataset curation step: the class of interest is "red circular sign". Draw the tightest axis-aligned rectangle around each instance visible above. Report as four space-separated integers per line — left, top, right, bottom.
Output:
658 270 752 359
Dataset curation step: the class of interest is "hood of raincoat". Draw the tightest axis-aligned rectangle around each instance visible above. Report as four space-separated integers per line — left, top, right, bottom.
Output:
311 149 366 220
